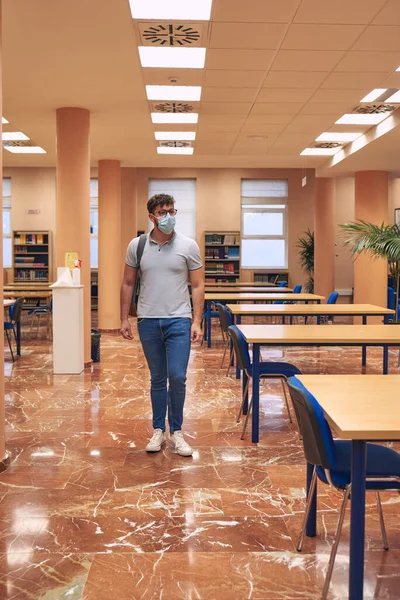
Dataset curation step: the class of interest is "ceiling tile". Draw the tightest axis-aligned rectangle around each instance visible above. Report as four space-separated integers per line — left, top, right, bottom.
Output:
335 51 400 72
256 88 314 103
210 23 287 50
231 141 273 155
294 0 388 24
286 114 339 132
309 89 369 103
321 71 389 89
352 26 400 52
213 0 301 23
373 1 400 25
272 50 346 71
198 122 243 133
245 114 294 125
201 87 258 103
141 69 204 86
272 133 311 149
300 102 352 115
199 114 246 123
236 132 278 143
263 71 328 89
204 70 266 88
240 122 287 134
206 49 275 71
282 24 364 50
197 131 238 141
250 102 304 115
382 72 400 87
195 141 234 154
200 102 252 115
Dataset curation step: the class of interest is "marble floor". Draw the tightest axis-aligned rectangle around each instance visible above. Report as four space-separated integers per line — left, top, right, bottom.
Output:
2 317 400 599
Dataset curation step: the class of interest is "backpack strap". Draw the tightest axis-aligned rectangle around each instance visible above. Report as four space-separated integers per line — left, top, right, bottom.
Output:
136 234 147 270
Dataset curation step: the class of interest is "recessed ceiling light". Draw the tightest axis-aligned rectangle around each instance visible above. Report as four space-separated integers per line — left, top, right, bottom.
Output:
129 0 212 20
300 148 341 156
157 146 194 155
138 47 206 69
3 145 46 154
335 113 389 125
385 90 400 103
360 89 387 103
151 113 198 124
155 131 196 141
2 132 30 141
146 85 202 101
2 117 8 124
316 132 361 143
396 67 400 72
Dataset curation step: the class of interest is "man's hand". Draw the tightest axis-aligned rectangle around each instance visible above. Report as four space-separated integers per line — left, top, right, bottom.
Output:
120 319 133 340
191 322 202 343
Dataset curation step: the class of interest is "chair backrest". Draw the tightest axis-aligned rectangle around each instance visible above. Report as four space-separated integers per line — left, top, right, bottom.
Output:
287 376 335 470
279 281 286 287
9 297 24 323
388 286 395 310
228 325 251 372
293 284 302 293
215 303 232 334
327 291 339 305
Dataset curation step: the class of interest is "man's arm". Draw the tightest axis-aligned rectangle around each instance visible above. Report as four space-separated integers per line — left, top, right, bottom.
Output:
120 264 136 340
189 267 205 343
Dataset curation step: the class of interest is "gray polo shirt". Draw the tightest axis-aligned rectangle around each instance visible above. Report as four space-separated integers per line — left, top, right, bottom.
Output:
125 231 202 318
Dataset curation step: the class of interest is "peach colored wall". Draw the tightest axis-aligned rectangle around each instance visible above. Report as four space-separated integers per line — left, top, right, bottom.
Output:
136 168 316 287
314 178 335 300
334 177 355 294
389 177 400 224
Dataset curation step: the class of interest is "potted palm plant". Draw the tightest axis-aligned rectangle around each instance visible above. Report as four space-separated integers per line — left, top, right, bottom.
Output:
297 229 314 293
340 220 400 321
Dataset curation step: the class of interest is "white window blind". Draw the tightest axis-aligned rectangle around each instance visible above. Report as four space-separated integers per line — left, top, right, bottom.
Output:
3 178 12 268
90 178 98 268
148 179 196 239
241 179 288 269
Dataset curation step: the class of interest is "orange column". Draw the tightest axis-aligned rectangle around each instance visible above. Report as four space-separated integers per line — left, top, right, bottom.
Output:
56 108 91 365
0 0 6 467
121 167 137 275
354 171 388 312
98 160 122 331
314 178 335 300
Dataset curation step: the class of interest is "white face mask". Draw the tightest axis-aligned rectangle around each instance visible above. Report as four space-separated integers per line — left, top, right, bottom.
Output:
156 213 176 234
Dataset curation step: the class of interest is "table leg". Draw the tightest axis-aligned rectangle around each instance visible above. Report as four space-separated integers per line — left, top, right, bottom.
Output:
242 369 249 415
16 320 21 356
383 345 388 374
207 301 212 349
349 440 367 600
384 314 389 324
251 343 260 444
317 315 321 325
362 316 367 368
306 461 317 537
235 315 241 379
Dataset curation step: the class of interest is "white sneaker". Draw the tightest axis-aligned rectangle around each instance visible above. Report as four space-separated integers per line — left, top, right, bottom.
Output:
146 429 166 452
170 431 193 457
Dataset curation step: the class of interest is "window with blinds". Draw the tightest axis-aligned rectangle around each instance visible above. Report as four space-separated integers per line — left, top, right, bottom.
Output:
148 179 196 239
3 178 12 268
241 179 288 269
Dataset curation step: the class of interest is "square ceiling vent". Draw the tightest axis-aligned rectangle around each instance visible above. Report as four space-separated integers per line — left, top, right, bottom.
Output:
159 141 193 148
352 103 395 115
138 22 206 46
150 101 199 113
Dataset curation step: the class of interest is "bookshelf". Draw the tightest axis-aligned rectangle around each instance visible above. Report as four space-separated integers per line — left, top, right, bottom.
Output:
13 231 51 283
254 271 288 285
91 270 98 310
204 231 240 283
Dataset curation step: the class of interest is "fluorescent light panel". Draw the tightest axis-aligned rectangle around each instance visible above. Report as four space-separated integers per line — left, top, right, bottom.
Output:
146 85 201 101
300 148 340 156
2 117 8 124
138 47 206 69
129 0 212 20
151 113 198 124
4 146 46 154
157 146 194 155
335 113 389 125
155 131 196 141
2 132 30 141
360 89 387 103
396 67 400 72
316 132 361 143
385 90 400 103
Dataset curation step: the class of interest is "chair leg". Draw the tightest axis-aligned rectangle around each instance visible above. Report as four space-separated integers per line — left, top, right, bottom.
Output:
281 379 293 423
376 491 389 551
5 330 14 362
297 468 318 552
321 485 351 600
220 339 229 369
37 312 41 338
226 345 234 377
236 378 250 423
240 396 253 439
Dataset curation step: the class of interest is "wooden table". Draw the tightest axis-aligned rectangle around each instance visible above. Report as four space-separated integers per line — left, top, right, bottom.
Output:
205 286 293 294
4 284 52 290
298 375 400 600
204 293 324 347
3 291 52 301
3 299 14 308
204 281 279 287
237 324 400 443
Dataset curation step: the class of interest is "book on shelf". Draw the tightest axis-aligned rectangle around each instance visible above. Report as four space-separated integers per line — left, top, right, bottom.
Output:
14 233 47 245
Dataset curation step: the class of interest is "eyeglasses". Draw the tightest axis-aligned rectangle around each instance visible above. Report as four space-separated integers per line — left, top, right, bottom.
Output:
154 209 178 217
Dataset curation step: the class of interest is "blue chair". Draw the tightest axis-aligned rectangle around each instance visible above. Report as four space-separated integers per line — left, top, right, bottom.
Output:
274 284 302 323
29 299 53 339
228 325 301 438
4 297 24 362
287 376 400 599
279 281 287 288
215 303 234 373
307 291 338 324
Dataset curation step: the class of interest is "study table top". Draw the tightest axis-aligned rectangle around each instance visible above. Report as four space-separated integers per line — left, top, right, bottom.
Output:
204 281 279 287
3 299 13 308
205 293 325 302
4 284 52 289
227 303 395 316
237 324 400 345
3 291 52 299
205 286 293 294
298 375 400 440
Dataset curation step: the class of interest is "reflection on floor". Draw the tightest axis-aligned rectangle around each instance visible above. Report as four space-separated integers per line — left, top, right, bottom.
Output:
2 318 400 599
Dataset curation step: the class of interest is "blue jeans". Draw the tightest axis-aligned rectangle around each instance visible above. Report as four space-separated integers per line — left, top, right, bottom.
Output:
137 318 192 433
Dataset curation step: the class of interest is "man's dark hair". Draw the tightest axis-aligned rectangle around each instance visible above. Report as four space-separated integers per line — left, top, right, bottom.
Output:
147 193 175 214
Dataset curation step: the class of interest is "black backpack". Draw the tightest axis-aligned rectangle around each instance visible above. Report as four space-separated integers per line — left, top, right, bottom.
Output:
129 234 147 317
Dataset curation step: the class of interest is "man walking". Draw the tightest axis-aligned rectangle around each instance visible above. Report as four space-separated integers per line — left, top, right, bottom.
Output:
120 193 204 456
